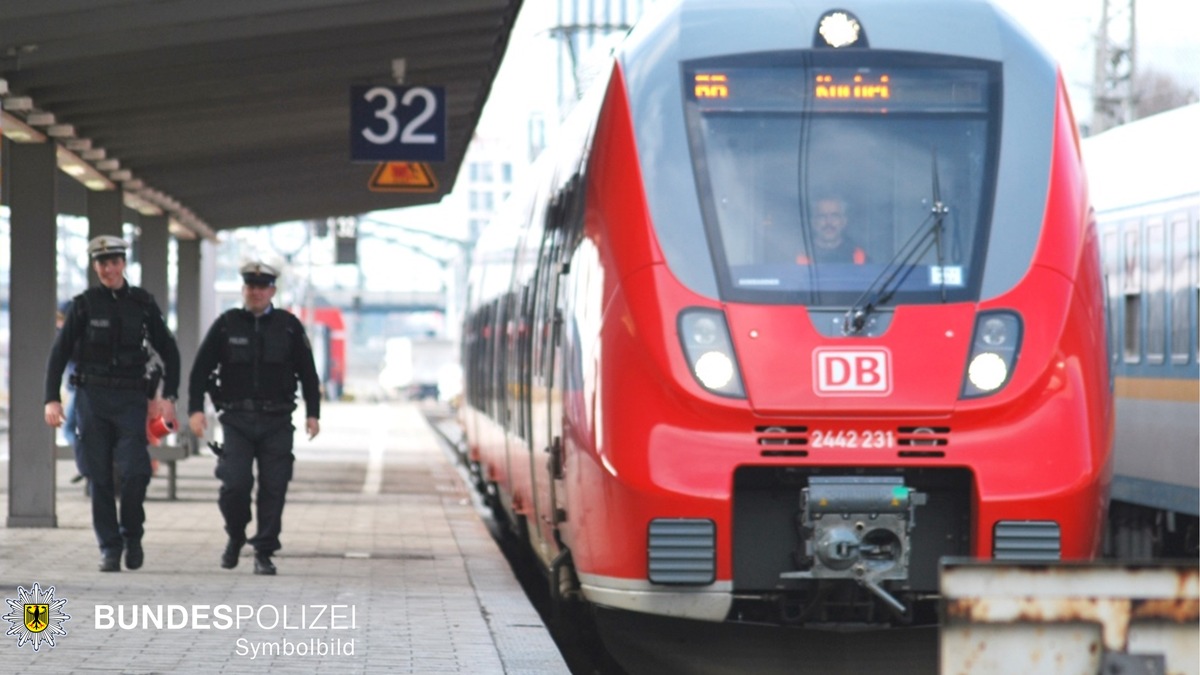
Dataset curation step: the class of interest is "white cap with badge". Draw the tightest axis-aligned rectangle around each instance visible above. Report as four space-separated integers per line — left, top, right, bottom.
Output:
87 235 129 260
240 260 280 286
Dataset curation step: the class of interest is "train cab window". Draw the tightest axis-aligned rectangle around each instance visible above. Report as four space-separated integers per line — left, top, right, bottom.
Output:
1146 221 1166 363
1171 216 1194 363
682 53 999 307
1122 225 1142 363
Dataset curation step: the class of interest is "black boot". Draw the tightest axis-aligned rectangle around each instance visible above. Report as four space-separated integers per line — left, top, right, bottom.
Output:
99 551 121 572
253 551 276 576
221 536 245 569
125 541 144 570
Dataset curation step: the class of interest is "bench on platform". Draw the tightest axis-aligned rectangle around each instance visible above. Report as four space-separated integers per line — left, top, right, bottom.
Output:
55 432 199 500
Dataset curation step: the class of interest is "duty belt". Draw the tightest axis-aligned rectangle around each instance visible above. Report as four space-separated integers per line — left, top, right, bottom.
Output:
70 373 145 390
219 399 294 414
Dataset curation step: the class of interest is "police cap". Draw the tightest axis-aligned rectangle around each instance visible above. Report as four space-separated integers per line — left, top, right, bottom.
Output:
240 261 279 286
87 235 129 260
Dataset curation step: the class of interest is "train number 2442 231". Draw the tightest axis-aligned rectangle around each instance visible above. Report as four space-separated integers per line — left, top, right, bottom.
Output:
810 429 896 449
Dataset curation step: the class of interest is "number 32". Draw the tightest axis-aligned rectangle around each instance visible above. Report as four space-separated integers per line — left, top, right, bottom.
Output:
361 86 437 146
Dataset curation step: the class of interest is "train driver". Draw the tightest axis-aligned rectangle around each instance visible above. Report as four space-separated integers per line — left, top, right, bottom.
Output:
797 196 868 265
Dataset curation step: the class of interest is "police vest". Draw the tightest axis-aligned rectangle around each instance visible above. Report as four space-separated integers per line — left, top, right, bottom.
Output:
214 309 300 406
72 286 153 375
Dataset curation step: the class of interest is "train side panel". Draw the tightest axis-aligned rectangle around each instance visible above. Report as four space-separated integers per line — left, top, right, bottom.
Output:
1085 103 1199 559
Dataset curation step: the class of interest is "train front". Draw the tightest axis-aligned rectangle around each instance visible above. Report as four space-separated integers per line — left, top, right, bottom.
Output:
569 0 1113 626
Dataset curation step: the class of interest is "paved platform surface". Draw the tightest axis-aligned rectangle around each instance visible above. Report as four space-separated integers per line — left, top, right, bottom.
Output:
0 401 569 674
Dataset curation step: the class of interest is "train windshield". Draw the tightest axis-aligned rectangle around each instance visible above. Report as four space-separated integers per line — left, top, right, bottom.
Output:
682 53 1000 307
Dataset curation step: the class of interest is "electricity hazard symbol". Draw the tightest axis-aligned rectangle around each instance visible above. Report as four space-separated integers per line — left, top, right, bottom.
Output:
369 162 438 193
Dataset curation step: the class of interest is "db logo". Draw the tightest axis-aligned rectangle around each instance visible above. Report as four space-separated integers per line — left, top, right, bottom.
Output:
813 348 892 396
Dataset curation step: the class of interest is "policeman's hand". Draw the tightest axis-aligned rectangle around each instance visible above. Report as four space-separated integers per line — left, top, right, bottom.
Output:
157 398 179 427
44 402 64 428
189 412 208 438
306 417 320 441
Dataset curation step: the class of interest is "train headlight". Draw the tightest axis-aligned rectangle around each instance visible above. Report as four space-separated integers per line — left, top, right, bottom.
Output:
979 317 1011 346
694 351 735 389
961 311 1022 398
688 316 721 346
679 309 745 398
967 352 1008 391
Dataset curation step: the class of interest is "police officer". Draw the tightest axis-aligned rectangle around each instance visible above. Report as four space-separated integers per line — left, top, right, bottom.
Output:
188 261 321 575
44 235 181 572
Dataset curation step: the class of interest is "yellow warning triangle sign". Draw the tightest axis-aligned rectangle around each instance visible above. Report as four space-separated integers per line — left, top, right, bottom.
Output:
369 162 438 192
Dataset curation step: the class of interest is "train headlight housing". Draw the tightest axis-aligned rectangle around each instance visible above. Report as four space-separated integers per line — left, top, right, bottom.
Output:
961 311 1022 398
679 308 745 398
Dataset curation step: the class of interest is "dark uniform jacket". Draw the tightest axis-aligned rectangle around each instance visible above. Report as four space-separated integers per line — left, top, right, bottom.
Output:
45 283 180 403
187 306 321 419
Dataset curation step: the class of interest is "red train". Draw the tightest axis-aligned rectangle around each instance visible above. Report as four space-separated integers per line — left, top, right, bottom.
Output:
296 306 346 400
461 0 1112 626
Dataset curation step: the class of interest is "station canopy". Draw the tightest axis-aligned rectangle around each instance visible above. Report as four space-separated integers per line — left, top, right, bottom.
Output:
0 1 523 238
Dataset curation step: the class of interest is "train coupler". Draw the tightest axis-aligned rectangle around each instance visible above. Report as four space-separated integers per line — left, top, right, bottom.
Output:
781 476 926 616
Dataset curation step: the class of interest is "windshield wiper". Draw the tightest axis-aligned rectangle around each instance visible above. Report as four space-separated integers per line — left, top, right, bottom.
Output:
930 150 949 302
843 150 949 335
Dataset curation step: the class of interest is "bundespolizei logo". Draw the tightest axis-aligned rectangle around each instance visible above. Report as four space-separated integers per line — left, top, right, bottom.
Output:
3 583 71 650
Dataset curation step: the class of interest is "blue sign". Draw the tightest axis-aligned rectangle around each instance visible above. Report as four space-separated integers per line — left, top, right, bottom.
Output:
350 85 446 163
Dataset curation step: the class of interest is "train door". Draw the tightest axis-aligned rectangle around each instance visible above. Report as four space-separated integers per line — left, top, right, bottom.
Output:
529 178 580 567
504 279 536 531
527 215 560 563
491 291 518 521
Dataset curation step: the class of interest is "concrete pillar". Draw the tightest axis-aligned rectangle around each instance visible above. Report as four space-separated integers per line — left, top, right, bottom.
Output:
86 189 123 287
200 239 220 326
139 214 169 310
7 142 58 528
176 238 202 409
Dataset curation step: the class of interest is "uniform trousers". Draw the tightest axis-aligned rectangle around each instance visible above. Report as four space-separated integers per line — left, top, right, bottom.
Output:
75 385 152 556
215 410 295 554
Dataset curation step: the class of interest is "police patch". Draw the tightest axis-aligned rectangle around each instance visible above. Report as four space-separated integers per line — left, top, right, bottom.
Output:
2 583 71 651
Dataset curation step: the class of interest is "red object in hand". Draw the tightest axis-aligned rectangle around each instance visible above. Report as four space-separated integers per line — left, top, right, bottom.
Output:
147 415 174 446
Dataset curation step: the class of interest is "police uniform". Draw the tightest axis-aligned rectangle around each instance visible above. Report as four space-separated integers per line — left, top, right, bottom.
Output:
44 235 181 572
187 261 321 575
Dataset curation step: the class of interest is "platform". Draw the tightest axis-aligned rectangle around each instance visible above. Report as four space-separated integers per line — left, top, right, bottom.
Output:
0 401 569 674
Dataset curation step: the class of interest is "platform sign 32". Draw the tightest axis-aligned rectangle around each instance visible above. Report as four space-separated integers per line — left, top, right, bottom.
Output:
350 85 446 163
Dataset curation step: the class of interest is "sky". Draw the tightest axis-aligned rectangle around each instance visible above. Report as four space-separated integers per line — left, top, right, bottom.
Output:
991 0 1200 119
